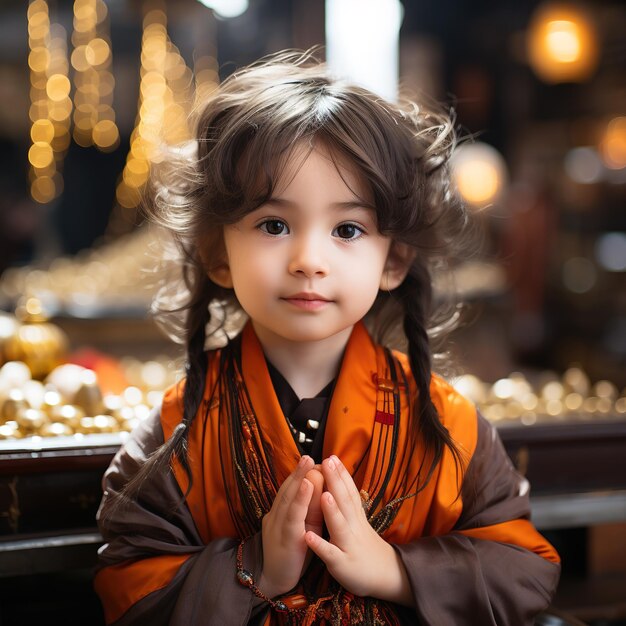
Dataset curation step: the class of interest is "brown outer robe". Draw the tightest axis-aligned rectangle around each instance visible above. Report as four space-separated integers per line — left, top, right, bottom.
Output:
95 321 560 625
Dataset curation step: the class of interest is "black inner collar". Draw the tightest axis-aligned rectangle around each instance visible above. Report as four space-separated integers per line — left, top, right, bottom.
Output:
265 357 335 462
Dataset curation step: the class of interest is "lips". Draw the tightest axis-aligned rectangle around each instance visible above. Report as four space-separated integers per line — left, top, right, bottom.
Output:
283 292 331 301
281 293 332 310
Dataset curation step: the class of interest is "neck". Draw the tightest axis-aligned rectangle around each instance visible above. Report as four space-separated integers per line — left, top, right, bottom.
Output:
251 322 354 399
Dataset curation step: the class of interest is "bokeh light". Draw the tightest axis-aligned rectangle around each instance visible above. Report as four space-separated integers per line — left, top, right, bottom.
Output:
197 0 249 19
600 117 626 170
451 142 507 207
562 257 597 293
595 233 626 272
527 3 599 83
564 146 604 184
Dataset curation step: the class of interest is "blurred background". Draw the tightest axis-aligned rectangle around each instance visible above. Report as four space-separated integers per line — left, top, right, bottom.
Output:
0 1 625 624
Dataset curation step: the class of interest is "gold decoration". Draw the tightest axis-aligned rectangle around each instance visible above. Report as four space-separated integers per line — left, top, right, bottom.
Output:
0 350 177 440
454 367 626 425
15 408 48 432
1 390 30 423
73 377 104 416
3 298 69 380
0 312 20 365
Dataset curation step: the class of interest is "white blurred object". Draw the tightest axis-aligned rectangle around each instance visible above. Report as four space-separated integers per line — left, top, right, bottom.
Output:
197 0 249 19
326 0 403 102
596 233 626 272
564 147 603 184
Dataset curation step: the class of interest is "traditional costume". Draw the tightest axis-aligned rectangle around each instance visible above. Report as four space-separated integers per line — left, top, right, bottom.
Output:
95 321 560 625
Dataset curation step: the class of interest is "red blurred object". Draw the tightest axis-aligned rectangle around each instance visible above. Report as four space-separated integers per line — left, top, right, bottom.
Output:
66 348 129 395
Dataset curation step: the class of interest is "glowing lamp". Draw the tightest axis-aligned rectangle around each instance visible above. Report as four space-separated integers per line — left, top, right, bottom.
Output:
451 142 507 208
527 3 599 83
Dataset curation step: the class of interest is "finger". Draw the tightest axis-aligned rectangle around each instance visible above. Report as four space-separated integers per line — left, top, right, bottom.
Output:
304 469 324 532
275 455 314 510
304 530 343 565
331 455 363 514
320 491 352 548
285 477 314 530
321 457 358 524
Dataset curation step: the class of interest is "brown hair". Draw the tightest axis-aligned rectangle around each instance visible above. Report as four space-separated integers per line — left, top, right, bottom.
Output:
135 48 474 500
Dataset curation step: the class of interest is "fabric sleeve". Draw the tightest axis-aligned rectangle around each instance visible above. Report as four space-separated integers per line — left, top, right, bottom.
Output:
393 413 560 626
94 408 270 626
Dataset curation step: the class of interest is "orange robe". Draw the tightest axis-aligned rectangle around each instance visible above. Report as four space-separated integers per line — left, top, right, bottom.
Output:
95 321 560 625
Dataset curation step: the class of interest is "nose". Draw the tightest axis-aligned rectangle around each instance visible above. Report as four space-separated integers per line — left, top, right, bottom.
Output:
287 233 329 278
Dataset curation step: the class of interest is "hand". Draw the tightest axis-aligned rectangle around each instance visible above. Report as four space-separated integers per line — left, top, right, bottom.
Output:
304 455 409 602
259 455 318 598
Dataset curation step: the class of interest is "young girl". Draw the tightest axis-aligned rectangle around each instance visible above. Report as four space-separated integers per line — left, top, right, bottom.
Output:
94 50 560 625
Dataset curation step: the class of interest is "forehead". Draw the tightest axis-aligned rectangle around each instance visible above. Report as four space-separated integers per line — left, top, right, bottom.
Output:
274 140 373 202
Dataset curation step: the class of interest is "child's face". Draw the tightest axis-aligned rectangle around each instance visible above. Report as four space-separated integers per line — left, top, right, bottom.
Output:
214 142 398 348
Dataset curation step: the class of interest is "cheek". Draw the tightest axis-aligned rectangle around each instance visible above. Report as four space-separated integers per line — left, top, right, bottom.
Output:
228 254 275 301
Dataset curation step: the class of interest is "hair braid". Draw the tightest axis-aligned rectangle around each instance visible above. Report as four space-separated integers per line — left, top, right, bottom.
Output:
114 270 214 508
175 275 212 493
399 267 464 486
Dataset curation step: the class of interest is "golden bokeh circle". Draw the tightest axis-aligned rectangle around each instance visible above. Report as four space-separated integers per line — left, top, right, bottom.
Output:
31 119 55 144
93 119 120 150
46 74 71 102
28 141 54 169
31 176 56 204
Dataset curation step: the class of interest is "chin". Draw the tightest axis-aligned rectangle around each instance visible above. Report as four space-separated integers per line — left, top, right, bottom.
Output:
279 324 353 344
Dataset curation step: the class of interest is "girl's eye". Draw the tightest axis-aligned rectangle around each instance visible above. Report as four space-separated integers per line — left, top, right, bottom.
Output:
333 223 364 241
258 219 288 236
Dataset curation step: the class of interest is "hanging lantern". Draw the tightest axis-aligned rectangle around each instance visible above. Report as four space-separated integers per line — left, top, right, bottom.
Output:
527 3 599 83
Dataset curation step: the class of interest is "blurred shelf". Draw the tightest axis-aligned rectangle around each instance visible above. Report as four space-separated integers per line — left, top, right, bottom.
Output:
531 491 626 530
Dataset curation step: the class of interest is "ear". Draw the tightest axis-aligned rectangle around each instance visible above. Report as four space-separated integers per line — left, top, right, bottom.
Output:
380 242 416 291
207 263 234 289
197 233 234 289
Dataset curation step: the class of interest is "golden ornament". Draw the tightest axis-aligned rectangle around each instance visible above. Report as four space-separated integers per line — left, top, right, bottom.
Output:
0 311 20 365
1 389 30 423
4 298 69 380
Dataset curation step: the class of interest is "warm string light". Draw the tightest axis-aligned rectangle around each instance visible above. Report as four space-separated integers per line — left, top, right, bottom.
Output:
111 7 214 234
71 0 119 151
27 3 219 225
194 52 220 106
27 1 72 204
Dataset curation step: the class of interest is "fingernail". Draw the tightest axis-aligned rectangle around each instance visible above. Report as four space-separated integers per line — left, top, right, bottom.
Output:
331 455 341 466
298 456 307 468
327 493 334 505
327 459 335 471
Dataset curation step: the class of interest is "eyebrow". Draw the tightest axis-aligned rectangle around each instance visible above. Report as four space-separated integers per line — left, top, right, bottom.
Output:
265 197 376 211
